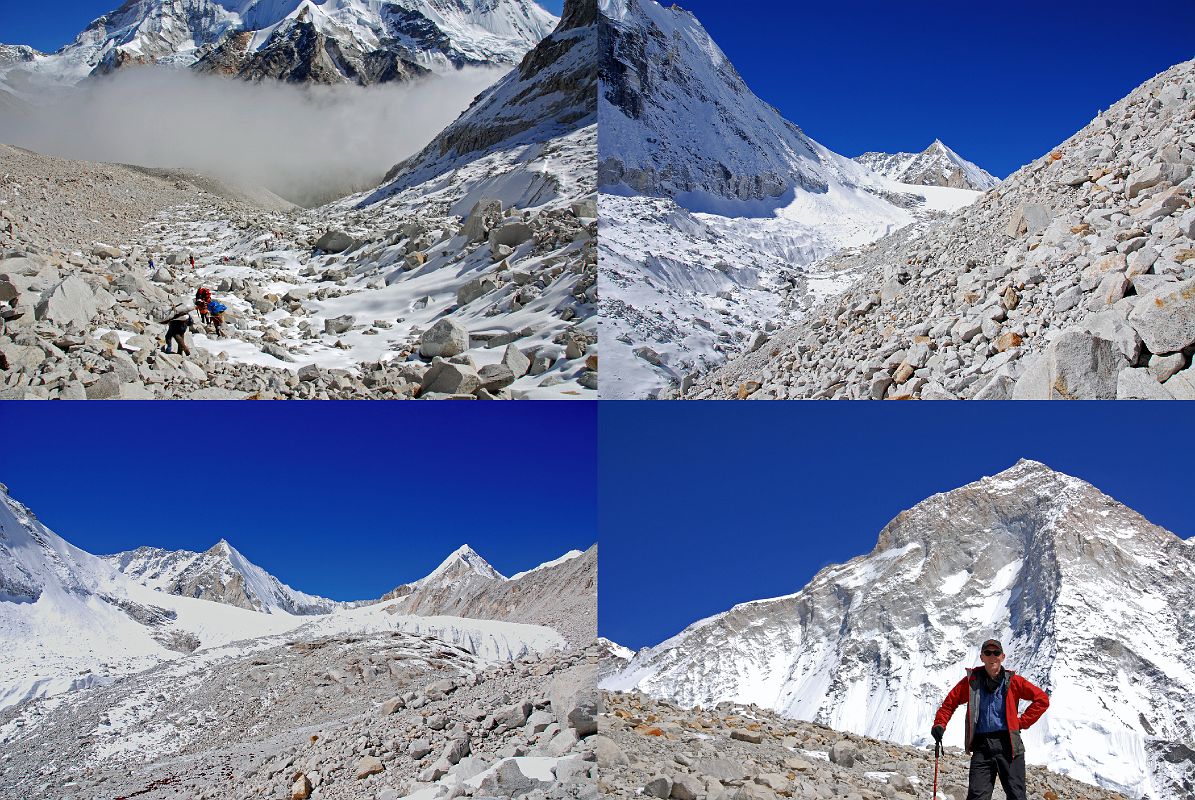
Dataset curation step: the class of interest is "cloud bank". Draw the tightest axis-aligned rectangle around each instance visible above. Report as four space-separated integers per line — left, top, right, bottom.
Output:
0 66 505 207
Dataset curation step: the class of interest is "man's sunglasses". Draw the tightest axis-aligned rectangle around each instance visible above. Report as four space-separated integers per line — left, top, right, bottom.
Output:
982 649 1002 656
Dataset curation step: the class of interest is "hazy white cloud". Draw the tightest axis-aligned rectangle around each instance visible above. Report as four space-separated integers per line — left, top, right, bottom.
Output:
0 66 505 206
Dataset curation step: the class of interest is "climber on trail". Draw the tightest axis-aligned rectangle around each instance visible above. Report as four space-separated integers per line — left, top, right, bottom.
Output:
206 297 227 338
194 287 212 324
160 305 195 356
189 253 196 269
931 639 1049 800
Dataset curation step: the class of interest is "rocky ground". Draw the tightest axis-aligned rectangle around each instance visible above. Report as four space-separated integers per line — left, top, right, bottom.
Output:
0 631 598 800
598 692 1128 800
0 136 597 399
677 58 1195 399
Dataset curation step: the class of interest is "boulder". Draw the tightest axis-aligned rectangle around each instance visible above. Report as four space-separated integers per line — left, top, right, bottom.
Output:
0 279 19 303
1078 310 1143 364
419 318 470 358
479 362 517 391
1011 330 1120 399
1148 353 1186 382
571 198 597 218
554 759 591 785
477 759 543 797
419 357 480 396
1126 162 1191 199
829 740 857 767
493 701 532 729
1127 277 1195 354
424 679 455 700
35 276 114 329
732 784 777 800
1164 365 1195 399
550 666 597 738
354 756 384 779
290 774 312 800
85 373 121 400
1006 203 1053 236
324 315 354 335
449 756 490 782
644 776 673 799
462 199 503 243
489 220 534 250
693 757 749 784
442 735 470 765
670 774 703 800
91 244 123 259
501 344 531 377
457 277 496 307
315 230 358 253
1117 368 1173 400
418 760 451 782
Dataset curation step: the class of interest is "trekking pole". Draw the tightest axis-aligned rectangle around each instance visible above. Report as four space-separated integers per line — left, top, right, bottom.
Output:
931 739 941 800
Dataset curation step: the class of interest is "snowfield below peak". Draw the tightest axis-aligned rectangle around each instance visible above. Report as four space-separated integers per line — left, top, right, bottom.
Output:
596 0 982 398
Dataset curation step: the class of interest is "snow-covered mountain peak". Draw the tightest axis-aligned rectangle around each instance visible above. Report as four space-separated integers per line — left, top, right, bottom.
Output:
854 138 1000 191
1 0 557 92
606 467 1195 799
105 538 341 616
206 538 233 555
416 544 506 588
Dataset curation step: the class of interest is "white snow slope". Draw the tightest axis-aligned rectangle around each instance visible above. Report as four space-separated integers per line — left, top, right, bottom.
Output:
602 460 1195 800
0 485 568 712
597 0 980 398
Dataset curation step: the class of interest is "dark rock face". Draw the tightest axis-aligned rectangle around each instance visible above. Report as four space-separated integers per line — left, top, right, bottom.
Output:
382 0 596 189
193 18 430 85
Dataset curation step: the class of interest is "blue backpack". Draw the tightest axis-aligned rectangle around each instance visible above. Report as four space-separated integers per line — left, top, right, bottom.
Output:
208 300 227 315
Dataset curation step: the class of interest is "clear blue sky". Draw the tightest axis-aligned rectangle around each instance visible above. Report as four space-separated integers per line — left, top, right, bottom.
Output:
599 403 1195 651
1 0 567 53
0 403 595 602
678 0 1195 178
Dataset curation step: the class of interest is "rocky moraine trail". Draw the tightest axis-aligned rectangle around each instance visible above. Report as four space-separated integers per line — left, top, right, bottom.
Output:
0 136 596 400
597 692 1128 800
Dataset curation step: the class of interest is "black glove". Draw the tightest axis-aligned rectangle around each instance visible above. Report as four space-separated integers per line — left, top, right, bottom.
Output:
931 725 945 744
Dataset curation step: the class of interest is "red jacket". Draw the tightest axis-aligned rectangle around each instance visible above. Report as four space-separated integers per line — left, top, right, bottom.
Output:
934 668 1049 758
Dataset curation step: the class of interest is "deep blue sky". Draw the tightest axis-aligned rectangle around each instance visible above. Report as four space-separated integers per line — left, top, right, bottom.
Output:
0 403 595 602
679 0 1195 178
1 0 567 53
599 403 1195 651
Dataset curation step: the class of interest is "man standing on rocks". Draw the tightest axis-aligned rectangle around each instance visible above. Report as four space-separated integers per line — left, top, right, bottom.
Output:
932 639 1049 800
